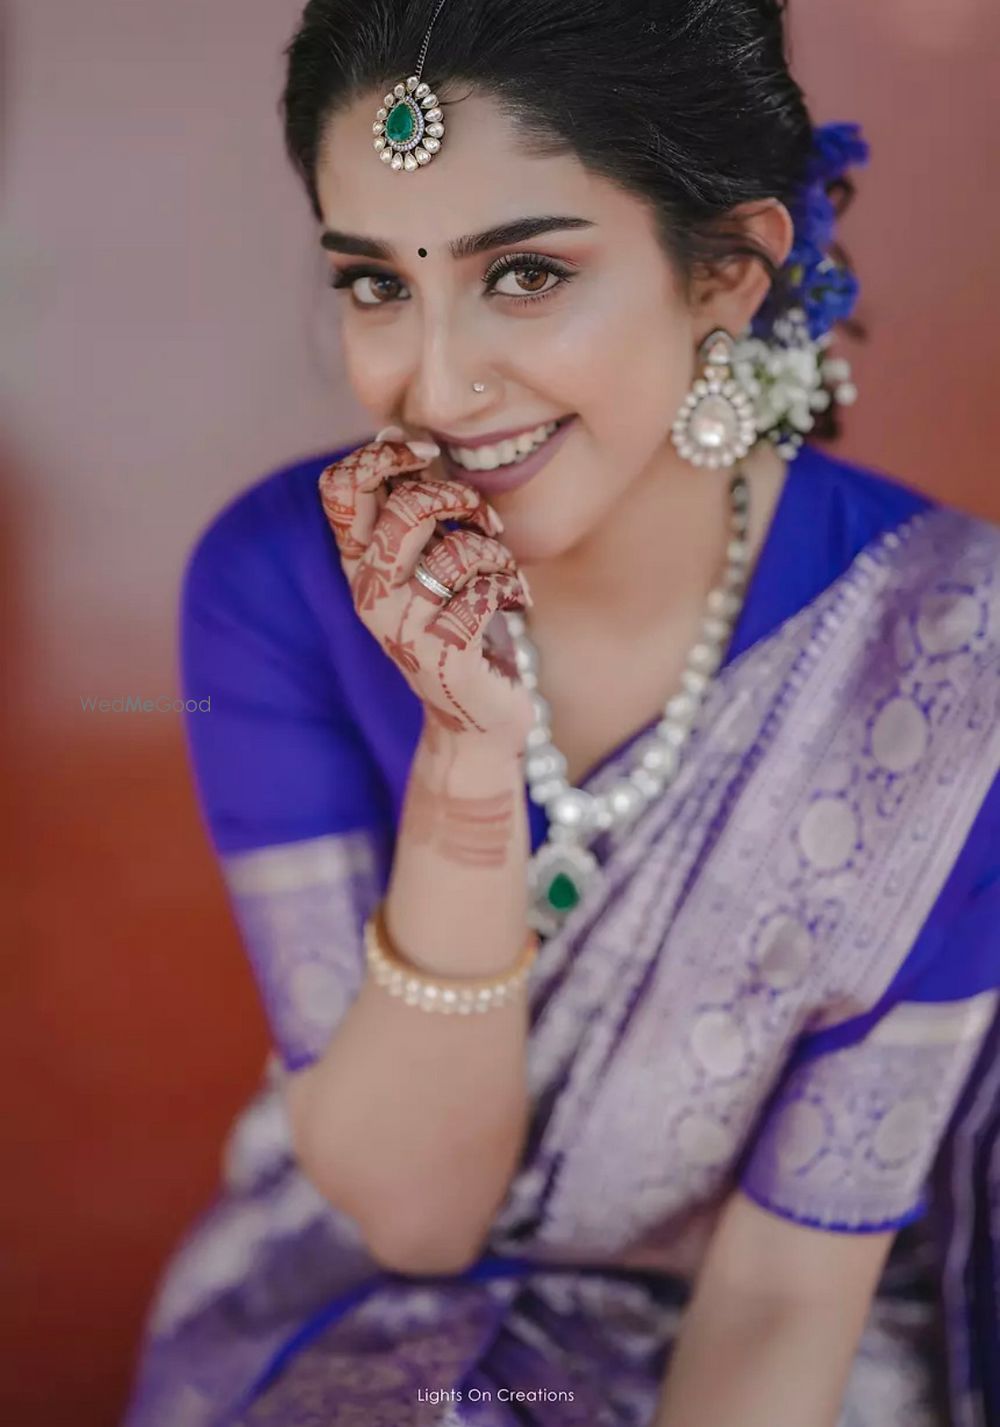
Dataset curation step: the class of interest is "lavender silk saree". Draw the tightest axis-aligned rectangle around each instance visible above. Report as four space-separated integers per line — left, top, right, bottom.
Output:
123 444 1000 1427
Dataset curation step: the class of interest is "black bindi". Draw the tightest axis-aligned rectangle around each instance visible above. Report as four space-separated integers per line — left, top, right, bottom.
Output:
417 247 428 257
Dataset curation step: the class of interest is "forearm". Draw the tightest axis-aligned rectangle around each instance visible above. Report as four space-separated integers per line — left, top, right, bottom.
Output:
653 1291 857 1427
288 721 531 1273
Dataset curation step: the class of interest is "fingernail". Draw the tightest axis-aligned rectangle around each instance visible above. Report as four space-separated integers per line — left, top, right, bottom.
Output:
405 439 441 461
518 569 535 609
486 503 505 535
375 425 406 443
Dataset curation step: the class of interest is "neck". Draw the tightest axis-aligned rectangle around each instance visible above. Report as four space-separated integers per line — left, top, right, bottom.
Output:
524 440 786 635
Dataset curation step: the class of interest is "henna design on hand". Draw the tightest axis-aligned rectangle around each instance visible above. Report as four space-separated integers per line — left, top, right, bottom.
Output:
429 572 528 732
353 477 496 602
427 572 525 652
404 769 516 870
318 438 533 746
318 440 428 564
424 704 467 736
383 634 421 677
420 529 518 595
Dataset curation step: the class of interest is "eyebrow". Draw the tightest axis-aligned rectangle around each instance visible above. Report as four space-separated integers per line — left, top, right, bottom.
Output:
319 215 595 261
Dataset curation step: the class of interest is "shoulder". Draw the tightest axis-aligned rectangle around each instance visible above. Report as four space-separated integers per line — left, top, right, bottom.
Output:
179 440 375 675
795 442 1000 603
182 442 364 605
827 451 1000 692
792 442 934 551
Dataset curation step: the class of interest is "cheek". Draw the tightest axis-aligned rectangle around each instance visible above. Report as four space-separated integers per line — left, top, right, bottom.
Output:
341 321 410 410
531 282 692 441
606 334 693 442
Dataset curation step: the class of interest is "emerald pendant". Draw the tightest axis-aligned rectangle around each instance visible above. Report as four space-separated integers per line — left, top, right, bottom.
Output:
386 101 417 146
528 840 600 937
546 873 580 913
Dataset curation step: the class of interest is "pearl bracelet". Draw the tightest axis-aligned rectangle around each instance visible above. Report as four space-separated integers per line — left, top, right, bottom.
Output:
364 903 538 1014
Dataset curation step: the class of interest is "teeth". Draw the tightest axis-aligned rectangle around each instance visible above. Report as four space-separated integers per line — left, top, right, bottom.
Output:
447 421 560 470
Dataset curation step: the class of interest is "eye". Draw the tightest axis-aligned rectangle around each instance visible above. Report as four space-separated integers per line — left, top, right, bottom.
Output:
482 252 578 306
328 268 411 307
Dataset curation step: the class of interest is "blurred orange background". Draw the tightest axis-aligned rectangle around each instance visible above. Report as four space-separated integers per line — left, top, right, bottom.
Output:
2 2 998 1423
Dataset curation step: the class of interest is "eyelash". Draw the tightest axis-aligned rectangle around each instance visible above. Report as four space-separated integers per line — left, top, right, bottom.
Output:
328 251 578 310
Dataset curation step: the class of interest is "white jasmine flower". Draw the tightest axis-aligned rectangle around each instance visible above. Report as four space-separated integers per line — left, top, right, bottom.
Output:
822 357 852 384
733 322 857 447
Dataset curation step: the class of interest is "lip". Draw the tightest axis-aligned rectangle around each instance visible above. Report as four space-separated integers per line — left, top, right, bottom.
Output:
440 415 578 495
429 418 569 450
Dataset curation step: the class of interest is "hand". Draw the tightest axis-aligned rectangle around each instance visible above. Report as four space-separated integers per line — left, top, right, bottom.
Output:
319 435 535 751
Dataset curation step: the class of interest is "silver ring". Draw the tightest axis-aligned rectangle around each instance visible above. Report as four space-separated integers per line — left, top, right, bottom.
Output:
414 561 455 601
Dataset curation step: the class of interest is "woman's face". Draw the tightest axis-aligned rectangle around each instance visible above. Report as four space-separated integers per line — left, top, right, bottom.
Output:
317 90 733 563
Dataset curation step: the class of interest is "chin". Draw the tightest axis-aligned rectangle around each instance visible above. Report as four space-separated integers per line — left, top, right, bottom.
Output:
498 506 589 566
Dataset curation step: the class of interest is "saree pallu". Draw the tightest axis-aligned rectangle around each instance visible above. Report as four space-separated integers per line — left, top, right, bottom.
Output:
124 505 1000 1427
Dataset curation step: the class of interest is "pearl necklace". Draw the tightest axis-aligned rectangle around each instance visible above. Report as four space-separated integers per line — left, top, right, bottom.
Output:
505 471 751 937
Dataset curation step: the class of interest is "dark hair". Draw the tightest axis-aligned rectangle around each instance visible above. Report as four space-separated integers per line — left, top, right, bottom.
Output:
282 0 858 437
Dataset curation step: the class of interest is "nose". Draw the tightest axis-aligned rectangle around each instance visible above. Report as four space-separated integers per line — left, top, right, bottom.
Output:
401 312 498 437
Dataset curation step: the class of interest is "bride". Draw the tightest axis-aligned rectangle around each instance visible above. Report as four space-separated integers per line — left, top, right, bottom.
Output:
124 2 1000 1423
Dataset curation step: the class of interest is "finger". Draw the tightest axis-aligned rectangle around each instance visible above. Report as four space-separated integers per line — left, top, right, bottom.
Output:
419 529 519 597
317 439 431 566
352 477 502 599
425 571 527 651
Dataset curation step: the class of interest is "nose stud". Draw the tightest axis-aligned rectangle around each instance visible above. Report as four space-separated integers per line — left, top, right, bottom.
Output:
471 381 487 394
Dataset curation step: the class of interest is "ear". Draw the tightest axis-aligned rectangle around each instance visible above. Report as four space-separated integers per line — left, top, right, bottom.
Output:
691 199 795 340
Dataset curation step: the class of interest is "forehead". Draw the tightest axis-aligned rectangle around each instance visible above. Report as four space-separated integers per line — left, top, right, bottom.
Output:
316 87 627 247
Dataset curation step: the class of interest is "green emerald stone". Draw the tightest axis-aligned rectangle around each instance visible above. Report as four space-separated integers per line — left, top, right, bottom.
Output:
546 873 580 913
386 102 416 145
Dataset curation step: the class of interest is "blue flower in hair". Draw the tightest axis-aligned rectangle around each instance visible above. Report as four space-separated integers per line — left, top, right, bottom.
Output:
795 242 861 339
788 182 836 254
755 122 871 342
805 122 871 187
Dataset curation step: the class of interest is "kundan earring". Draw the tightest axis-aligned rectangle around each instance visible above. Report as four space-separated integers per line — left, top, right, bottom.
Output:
671 329 758 470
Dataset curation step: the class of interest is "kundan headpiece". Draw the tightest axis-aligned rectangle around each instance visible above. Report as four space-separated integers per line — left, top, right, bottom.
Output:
372 0 450 172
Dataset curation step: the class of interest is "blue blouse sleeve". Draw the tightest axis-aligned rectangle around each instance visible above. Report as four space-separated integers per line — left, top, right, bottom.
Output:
178 454 394 1071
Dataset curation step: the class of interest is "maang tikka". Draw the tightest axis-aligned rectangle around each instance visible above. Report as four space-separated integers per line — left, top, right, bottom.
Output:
373 0 450 172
